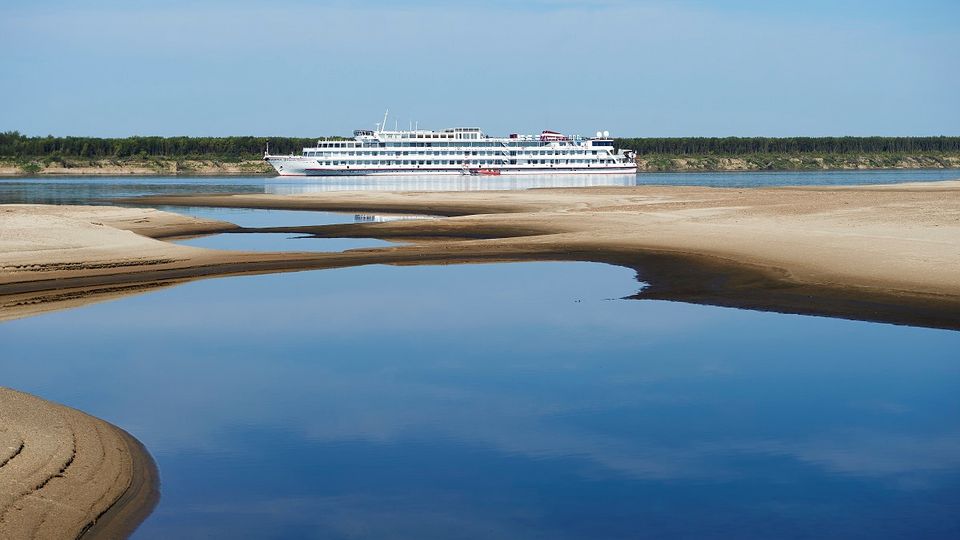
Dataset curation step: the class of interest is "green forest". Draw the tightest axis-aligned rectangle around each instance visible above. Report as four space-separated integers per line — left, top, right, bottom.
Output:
0 132 335 160
3 131 959 160
615 136 960 155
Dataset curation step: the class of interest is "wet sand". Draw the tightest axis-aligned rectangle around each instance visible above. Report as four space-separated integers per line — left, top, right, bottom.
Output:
0 387 158 539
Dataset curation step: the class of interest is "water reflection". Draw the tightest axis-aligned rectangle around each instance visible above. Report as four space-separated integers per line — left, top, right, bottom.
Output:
174 233 393 253
264 173 638 194
2 263 958 539
2 169 956 206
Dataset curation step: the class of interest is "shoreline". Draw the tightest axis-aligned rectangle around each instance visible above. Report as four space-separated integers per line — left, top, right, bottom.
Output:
79 427 160 539
0 387 159 539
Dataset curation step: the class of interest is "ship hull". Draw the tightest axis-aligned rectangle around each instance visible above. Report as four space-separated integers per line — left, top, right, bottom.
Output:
267 160 637 177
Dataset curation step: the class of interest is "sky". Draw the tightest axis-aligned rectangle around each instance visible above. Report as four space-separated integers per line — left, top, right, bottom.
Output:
1 0 958 138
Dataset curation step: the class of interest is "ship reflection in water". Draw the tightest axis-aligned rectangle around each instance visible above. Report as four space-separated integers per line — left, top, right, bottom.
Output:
354 213 438 223
264 173 638 193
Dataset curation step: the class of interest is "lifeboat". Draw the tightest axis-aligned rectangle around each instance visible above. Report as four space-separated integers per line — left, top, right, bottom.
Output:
539 130 569 142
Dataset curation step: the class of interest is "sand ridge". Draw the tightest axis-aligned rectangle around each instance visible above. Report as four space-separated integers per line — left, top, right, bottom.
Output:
0 387 158 539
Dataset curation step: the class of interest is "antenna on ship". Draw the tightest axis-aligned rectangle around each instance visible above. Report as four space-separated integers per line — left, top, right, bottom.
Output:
380 110 389 134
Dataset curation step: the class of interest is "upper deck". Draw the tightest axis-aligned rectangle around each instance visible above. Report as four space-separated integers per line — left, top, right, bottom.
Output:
307 127 612 152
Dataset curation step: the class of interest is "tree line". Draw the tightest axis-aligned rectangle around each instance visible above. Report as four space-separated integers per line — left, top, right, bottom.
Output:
0 132 338 159
2 131 959 159
615 136 960 155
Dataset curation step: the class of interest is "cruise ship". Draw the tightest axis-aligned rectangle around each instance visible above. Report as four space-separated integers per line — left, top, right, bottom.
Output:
264 118 637 176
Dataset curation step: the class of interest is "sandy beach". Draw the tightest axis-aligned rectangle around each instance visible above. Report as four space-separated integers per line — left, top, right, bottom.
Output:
0 387 158 539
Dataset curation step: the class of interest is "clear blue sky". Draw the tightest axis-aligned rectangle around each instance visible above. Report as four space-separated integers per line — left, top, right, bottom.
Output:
2 0 957 137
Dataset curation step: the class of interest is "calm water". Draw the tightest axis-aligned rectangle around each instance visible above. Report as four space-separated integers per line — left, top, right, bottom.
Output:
1 173 959 539
0 168 958 205
165 207 396 253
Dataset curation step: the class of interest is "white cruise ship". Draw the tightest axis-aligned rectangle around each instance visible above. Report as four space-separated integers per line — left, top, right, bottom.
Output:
264 119 636 176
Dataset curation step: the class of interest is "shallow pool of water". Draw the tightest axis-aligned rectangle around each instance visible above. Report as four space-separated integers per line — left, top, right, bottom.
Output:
163 207 397 253
2 258 958 539
174 232 393 253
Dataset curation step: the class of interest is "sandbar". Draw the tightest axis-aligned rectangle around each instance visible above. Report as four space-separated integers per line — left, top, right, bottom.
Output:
122 181 960 329
2 182 960 329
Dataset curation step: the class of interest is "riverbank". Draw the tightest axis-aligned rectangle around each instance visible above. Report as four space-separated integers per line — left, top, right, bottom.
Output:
2 154 959 176
2 181 959 330
0 158 273 176
635 152 960 171
0 387 158 539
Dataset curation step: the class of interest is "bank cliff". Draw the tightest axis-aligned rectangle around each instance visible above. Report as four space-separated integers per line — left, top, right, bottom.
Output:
635 153 960 172
0 158 274 176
